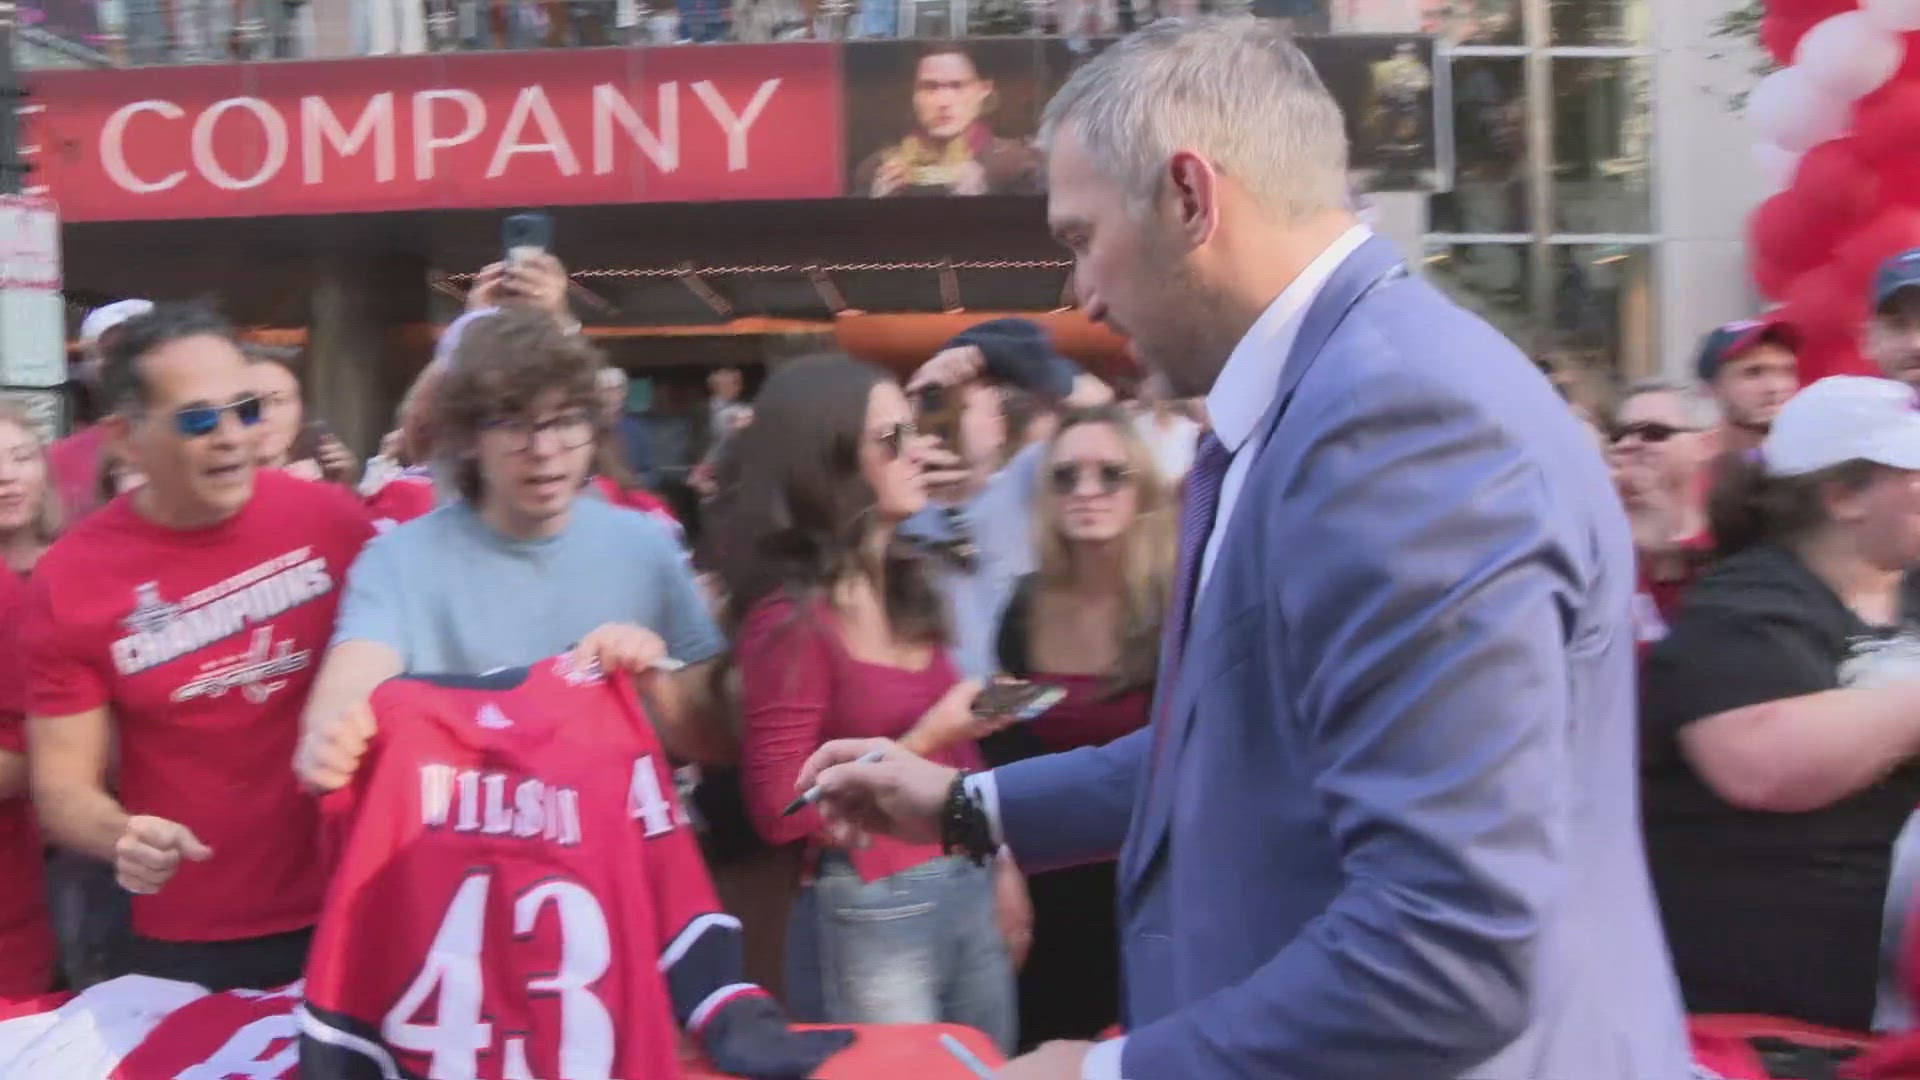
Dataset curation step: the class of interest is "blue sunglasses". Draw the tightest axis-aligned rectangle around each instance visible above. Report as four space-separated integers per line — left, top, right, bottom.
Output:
170 396 263 437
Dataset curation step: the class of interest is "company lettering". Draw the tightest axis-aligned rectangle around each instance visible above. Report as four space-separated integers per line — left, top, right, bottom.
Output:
97 79 786 197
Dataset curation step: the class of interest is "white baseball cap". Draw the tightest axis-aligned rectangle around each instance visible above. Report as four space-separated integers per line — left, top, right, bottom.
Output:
1761 376 1920 476
78 298 154 346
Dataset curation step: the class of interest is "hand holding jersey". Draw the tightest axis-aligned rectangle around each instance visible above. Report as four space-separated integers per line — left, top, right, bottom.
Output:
300 656 849 1080
569 622 668 677
293 701 377 797
114 816 212 896
294 622 670 796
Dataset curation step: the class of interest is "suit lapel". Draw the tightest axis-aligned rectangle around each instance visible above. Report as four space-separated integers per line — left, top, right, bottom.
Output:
1117 235 1409 908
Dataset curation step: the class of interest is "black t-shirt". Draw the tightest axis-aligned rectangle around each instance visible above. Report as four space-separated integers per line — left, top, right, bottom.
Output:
1643 543 1920 1029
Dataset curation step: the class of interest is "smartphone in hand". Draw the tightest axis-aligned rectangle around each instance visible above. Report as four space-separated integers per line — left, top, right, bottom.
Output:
972 680 1067 722
501 211 554 269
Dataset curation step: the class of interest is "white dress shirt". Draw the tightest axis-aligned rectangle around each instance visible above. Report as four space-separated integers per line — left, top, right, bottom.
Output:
971 224 1375 1080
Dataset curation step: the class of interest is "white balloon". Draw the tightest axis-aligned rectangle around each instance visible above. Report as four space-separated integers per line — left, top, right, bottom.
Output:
1754 141 1801 192
1795 12 1903 100
1864 0 1920 34
1747 67 1852 154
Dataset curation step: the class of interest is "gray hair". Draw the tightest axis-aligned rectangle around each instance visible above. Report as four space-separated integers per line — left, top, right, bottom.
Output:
1039 16 1350 219
1618 378 1721 430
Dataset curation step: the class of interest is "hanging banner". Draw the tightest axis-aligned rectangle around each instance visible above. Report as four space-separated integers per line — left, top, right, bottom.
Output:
28 44 844 221
28 34 1443 222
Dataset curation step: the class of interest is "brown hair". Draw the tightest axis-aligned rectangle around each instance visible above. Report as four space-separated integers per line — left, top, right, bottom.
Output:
1031 405 1175 693
0 404 61 546
240 342 302 376
1709 450 1886 556
702 353 947 646
426 309 606 505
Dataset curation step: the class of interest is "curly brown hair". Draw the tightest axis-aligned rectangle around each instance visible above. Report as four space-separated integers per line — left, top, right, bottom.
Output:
428 308 607 505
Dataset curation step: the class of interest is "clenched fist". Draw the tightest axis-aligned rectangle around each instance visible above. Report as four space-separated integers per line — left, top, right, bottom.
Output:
295 700 377 795
116 815 212 895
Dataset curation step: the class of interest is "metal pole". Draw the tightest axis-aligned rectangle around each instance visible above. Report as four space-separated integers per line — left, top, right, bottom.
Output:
0 0 20 197
1521 0 1553 356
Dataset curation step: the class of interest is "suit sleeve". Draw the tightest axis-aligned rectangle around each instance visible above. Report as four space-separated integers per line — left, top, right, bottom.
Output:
1123 367 1578 1079
992 726 1148 872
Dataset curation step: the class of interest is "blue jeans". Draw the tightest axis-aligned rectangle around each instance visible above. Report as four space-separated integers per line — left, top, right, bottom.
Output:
807 853 1016 1053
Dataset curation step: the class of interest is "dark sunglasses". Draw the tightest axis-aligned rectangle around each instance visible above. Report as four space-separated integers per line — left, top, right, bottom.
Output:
1049 460 1135 496
170 396 263 438
875 421 919 460
1609 421 1696 445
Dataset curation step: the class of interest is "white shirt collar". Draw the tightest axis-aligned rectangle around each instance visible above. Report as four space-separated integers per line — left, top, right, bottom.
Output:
1204 225 1374 453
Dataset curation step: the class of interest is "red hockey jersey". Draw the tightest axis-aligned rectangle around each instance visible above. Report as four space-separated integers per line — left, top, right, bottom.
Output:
299 657 762 1080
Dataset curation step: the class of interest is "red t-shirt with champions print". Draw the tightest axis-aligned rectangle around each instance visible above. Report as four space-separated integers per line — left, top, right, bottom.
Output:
21 470 375 942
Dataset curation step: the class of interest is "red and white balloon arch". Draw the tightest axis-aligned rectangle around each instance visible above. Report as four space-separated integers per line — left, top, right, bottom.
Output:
1747 0 1920 380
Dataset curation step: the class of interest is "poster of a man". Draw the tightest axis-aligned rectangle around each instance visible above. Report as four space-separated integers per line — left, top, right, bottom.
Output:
849 42 1043 198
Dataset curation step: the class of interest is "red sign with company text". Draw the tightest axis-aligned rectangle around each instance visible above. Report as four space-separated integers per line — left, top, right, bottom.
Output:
27 44 844 222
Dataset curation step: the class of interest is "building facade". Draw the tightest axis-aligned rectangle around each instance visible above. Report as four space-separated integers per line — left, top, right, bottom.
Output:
1340 0 1768 407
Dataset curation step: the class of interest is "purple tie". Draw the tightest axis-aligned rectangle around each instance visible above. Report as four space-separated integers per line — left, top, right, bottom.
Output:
1165 430 1232 684
1147 431 1232 777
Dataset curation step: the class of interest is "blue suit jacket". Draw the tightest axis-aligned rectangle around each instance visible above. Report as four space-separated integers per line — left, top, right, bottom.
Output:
995 237 1690 1078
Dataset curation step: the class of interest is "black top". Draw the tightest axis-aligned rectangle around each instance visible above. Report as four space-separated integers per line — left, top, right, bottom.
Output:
1642 543 1920 1029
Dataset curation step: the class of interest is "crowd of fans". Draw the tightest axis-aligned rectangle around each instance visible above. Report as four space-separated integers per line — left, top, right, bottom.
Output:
17 239 1920 1068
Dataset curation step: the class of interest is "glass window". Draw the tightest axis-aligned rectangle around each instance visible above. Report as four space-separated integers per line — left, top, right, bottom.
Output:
1551 56 1652 234
1419 0 1520 46
1549 243 1656 380
1430 56 1528 235
1549 0 1649 46
1423 243 1538 353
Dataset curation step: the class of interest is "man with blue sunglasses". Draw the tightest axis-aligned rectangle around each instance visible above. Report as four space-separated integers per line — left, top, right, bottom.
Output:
20 302 378 991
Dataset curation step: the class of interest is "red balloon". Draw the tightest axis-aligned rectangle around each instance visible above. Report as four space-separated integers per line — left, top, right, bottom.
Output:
1758 11 1827 65
1762 13 1817 66
1854 82 1920 167
1901 31 1920 81
1750 190 1837 287
1767 0 1853 20
1797 340 1874 382
1792 138 1881 233
1879 151 1920 209
1753 254 1798 302
1782 261 1869 358
1836 205 1920 290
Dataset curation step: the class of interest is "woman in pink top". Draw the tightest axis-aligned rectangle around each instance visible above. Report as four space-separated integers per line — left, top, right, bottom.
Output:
710 354 1019 1052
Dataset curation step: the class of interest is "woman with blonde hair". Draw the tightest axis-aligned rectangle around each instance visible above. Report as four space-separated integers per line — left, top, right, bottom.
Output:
0 403 57 997
0 404 59 575
986 403 1176 1047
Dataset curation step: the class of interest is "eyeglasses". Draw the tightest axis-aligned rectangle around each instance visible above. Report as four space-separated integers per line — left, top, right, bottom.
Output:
874 421 919 461
482 410 595 453
169 397 263 438
1609 421 1698 445
1049 460 1135 496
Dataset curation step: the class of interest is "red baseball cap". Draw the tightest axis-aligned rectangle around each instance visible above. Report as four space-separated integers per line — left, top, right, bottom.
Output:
1695 315 1800 383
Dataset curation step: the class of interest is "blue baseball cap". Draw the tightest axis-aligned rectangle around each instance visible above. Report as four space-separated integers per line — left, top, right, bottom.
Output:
1695 315 1799 383
1875 247 1920 312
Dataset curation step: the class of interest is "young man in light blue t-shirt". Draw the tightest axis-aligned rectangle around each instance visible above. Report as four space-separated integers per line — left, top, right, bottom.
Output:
295 306 731 793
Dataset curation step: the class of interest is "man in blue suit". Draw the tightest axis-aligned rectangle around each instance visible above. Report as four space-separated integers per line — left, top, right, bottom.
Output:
798 16 1689 1079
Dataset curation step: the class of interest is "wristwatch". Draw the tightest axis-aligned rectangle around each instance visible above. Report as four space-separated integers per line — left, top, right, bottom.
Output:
940 771 996 866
